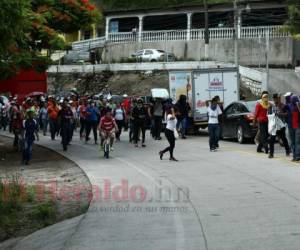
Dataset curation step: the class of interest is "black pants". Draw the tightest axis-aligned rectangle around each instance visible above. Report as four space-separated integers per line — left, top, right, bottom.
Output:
85 120 98 143
208 124 220 150
161 129 175 157
116 120 124 139
134 121 145 144
257 122 269 153
61 123 71 151
129 121 134 142
277 127 290 154
269 127 290 156
153 116 162 139
80 118 86 137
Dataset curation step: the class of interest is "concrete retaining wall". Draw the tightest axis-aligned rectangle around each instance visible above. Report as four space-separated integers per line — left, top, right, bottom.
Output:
103 38 293 66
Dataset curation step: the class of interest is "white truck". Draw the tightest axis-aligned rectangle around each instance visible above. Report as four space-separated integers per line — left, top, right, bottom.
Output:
169 68 239 129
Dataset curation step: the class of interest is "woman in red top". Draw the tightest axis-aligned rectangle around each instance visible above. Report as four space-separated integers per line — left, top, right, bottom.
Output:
254 93 271 154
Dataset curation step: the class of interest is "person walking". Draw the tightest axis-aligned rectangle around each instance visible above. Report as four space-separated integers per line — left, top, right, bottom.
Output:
159 108 178 161
254 93 271 154
39 102 48 136
289 95 300 161
10 101 23 150
176 95 190 139
85 101 100 144
78 100 87 140
114 102 126 141
58 100 74 151
207 97 222 152
47 99 60 140
128 99 137 143
132 99 148 147
152 98 163 140
22 109 38 165
269 93 290 158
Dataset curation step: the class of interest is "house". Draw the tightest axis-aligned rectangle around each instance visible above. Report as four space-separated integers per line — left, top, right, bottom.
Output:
72 0 300 67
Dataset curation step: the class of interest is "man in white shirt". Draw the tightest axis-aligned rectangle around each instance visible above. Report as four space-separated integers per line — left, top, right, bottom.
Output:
207 97 222 151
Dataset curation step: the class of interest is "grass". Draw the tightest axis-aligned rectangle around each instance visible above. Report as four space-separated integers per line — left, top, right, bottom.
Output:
0 175 57 241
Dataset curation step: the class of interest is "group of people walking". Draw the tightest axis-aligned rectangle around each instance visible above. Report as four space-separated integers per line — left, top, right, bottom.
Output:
254 91 300 161
0 92 192 165
204 91 300 161
1 90 298 165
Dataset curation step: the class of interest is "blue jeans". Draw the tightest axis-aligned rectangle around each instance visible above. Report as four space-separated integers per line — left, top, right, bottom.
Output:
290 128 300 160
41 118 48 135
23 139 33 163
208 124 220 150
177 117 187 137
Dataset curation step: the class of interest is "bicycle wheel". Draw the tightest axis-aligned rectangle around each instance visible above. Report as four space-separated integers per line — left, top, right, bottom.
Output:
104 143 110 159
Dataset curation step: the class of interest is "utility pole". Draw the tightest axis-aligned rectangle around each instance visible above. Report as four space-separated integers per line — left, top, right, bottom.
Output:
204 0 209 59
234 0 240 100
265 30 270 91
234 0 239 68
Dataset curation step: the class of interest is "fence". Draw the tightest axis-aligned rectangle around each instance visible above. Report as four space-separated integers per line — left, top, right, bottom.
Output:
72 25 288 50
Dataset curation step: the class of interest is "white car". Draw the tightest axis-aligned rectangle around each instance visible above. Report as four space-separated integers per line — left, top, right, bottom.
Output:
131 49 175 62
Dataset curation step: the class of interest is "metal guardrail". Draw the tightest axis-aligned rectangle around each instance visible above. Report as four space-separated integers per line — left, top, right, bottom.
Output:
72 36 106 51
72 26 288 50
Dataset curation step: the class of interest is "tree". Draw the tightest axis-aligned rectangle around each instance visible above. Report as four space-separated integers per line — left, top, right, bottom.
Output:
0 0 101 79
0 0 32 79
286 0 300 38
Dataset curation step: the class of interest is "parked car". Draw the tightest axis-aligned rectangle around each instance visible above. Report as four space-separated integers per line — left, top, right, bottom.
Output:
61 50 91 64
221 101 258 144
131 49 175 62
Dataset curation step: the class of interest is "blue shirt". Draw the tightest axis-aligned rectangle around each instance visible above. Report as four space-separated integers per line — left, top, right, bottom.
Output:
86 106 99 121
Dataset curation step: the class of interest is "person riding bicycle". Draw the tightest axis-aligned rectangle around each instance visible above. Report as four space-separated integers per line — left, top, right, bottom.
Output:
98 109 118 151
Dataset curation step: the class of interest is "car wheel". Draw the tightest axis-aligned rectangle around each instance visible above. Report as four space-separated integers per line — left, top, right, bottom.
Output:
237 125 244 144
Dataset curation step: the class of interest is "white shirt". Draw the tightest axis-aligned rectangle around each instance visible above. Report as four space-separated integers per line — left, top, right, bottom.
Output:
115 108 124 121
207 105 222 124
166 114 177 131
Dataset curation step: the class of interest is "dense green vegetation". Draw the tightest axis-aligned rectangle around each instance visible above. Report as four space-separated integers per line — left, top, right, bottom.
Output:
96 0 231 11
0 0 100 79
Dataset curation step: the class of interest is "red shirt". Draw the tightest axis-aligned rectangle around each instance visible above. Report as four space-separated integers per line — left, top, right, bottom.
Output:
100 116 115 131
122 99 131 114
255 102 268 123
79 105 87 119
292 111 299 129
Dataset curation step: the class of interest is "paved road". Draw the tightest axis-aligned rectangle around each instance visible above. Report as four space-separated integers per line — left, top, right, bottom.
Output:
6 131 300 250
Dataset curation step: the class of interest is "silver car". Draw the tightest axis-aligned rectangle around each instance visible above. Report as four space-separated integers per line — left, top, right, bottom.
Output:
131 49 175 62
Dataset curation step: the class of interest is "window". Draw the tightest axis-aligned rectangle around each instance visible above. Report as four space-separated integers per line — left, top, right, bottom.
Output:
225 104 239 115
136 50 143 56
145 50 153 55
225 105 234 115
237 104 249 113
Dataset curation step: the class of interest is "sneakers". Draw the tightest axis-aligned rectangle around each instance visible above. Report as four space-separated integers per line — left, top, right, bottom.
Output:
169 157 178 162
210 148 217 152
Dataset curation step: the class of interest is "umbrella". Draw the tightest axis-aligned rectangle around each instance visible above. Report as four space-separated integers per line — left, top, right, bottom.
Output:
0 96 9 104
26 92 45 98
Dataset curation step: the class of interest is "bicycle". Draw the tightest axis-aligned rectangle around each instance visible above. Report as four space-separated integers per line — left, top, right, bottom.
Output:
103 134 110 159
100 131 115 159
